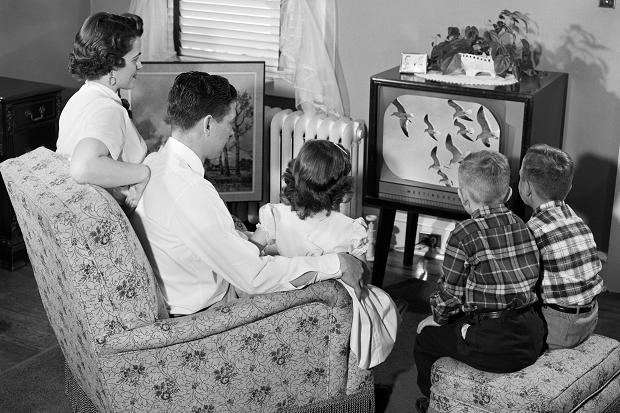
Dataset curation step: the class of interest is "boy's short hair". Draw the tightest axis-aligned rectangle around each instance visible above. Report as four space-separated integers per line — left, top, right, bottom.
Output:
521 144 574 201
458 150 511 205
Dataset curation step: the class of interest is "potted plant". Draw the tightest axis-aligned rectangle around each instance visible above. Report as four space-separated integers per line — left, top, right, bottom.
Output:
428 10 541 81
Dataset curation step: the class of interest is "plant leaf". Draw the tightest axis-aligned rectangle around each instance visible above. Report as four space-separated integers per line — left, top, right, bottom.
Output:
494 54 511 76
441 54 463 75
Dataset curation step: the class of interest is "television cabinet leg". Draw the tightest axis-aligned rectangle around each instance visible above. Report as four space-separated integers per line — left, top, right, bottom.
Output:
403 211 419 266
371 207 396 287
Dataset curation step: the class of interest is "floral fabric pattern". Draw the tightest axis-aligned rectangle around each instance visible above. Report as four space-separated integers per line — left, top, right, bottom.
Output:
0 147 373 412
428 334 620 413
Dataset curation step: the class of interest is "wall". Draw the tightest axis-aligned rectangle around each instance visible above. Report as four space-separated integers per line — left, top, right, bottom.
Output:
603 143 620 291
0 0 90 92
337 1 620 255
90 0 128 14
0 0 129 97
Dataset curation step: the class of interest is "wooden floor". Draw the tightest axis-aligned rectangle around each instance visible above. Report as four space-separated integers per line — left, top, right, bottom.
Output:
0 263 57 372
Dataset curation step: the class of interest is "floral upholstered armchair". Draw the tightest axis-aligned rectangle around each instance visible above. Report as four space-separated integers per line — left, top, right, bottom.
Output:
0 148 374 413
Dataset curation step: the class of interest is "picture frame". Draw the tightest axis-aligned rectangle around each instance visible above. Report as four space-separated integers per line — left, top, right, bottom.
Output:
123 61 265 202
400 53 428 74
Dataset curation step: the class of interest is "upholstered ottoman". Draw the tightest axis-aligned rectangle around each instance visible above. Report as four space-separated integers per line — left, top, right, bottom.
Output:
428 334 620 412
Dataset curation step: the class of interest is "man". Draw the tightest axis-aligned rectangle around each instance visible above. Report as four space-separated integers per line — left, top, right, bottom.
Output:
131 71 366 316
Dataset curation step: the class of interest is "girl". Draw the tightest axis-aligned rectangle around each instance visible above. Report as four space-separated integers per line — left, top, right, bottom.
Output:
251 139 399 369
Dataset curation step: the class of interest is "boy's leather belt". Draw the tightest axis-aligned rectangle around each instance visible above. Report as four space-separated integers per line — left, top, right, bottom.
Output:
471 305 532 321
544 302 594 314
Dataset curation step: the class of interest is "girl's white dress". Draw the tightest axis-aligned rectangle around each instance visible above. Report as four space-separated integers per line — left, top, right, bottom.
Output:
258 203 399 369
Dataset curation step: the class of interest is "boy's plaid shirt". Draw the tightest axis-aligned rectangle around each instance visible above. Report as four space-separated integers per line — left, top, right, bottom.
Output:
431 205 540 324
528 200 604 305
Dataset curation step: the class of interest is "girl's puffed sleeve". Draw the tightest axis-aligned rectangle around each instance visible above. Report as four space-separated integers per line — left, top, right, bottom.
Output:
257 203 277 242
349 217 368 258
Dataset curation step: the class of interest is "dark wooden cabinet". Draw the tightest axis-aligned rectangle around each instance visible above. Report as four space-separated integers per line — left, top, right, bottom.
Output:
0 77 63 270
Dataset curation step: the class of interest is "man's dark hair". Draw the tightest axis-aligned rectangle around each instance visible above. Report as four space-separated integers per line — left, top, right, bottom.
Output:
69 12 143 81
281 139 353 219
522 144 575 201
165 71 238 131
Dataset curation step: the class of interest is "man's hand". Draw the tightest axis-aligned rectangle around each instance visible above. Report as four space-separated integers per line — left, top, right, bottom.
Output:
337 253 365 299
416 315 440 334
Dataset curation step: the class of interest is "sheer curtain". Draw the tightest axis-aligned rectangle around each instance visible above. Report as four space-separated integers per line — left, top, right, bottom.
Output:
129 0 346 115
279 0 348 117
129 0 176 61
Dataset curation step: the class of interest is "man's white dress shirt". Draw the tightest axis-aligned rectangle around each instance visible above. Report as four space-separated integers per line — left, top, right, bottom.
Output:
131 138 341 315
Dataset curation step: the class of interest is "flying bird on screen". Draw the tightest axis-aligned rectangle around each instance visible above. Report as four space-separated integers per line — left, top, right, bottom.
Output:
391 98 415 137
428 146 441 170
423 114 440 141
447 99 473 121
437 169 453 187
476 106 499 147
445 134 464 166
453 118 474 142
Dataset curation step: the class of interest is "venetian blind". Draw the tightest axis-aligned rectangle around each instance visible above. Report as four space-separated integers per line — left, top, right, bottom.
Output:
177 0 281 72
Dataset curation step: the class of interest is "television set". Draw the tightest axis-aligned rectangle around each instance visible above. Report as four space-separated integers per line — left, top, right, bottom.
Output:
364 67 569 219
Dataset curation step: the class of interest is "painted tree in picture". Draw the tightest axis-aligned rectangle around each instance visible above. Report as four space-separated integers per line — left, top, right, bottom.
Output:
217 91 253 177
232 91 254 176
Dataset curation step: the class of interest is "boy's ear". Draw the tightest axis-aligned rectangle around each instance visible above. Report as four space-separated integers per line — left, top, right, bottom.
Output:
504 186 513 203
457 187 469 208
522 179 532 198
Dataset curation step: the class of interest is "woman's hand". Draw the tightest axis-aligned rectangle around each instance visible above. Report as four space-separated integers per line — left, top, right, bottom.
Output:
124 165 150 213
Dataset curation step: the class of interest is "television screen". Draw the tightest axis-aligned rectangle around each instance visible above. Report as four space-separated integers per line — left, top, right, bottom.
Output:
375 85 525 213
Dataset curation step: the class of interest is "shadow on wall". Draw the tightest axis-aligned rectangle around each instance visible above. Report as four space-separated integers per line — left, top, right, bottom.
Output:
539 24 620 251
607 210 620 292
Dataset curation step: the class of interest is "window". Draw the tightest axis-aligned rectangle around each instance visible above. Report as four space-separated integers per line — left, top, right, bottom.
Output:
173 0 281 74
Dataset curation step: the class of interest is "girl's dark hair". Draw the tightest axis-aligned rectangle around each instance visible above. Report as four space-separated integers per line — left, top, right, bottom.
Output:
68 12 143 81
165 71 238 131
281 139 353 219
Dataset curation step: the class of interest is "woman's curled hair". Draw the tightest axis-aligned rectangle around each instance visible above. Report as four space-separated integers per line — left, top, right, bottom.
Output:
281 139 353 219
68 12 143 81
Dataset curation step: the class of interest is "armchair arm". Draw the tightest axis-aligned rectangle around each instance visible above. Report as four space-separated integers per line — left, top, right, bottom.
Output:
100 279 351 355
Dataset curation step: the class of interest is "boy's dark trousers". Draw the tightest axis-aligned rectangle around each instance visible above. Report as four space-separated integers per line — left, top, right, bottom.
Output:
414 306 545 397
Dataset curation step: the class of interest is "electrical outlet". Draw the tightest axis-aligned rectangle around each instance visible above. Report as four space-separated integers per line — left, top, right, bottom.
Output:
600 0 615 8
419 232 442 249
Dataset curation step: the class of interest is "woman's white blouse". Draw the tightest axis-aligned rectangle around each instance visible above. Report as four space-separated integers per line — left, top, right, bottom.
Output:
57 81 146 163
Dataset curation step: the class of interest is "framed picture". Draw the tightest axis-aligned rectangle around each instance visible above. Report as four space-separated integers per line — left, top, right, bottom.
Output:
400 53 428 74
123 61 265 202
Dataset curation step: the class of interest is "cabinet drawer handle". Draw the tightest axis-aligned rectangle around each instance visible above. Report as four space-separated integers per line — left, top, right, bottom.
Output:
24 106 46 121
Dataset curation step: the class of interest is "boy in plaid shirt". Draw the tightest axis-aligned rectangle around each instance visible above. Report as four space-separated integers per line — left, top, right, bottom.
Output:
519 144 604 349
413 150 544 413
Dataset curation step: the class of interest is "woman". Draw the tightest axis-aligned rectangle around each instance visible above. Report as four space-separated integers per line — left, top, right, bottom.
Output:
57 12 150 211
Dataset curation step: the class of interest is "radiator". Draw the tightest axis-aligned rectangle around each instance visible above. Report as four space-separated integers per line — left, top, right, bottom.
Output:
267 107 366 219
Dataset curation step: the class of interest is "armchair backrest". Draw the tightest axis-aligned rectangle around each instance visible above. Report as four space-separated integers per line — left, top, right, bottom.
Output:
0 147 161 404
